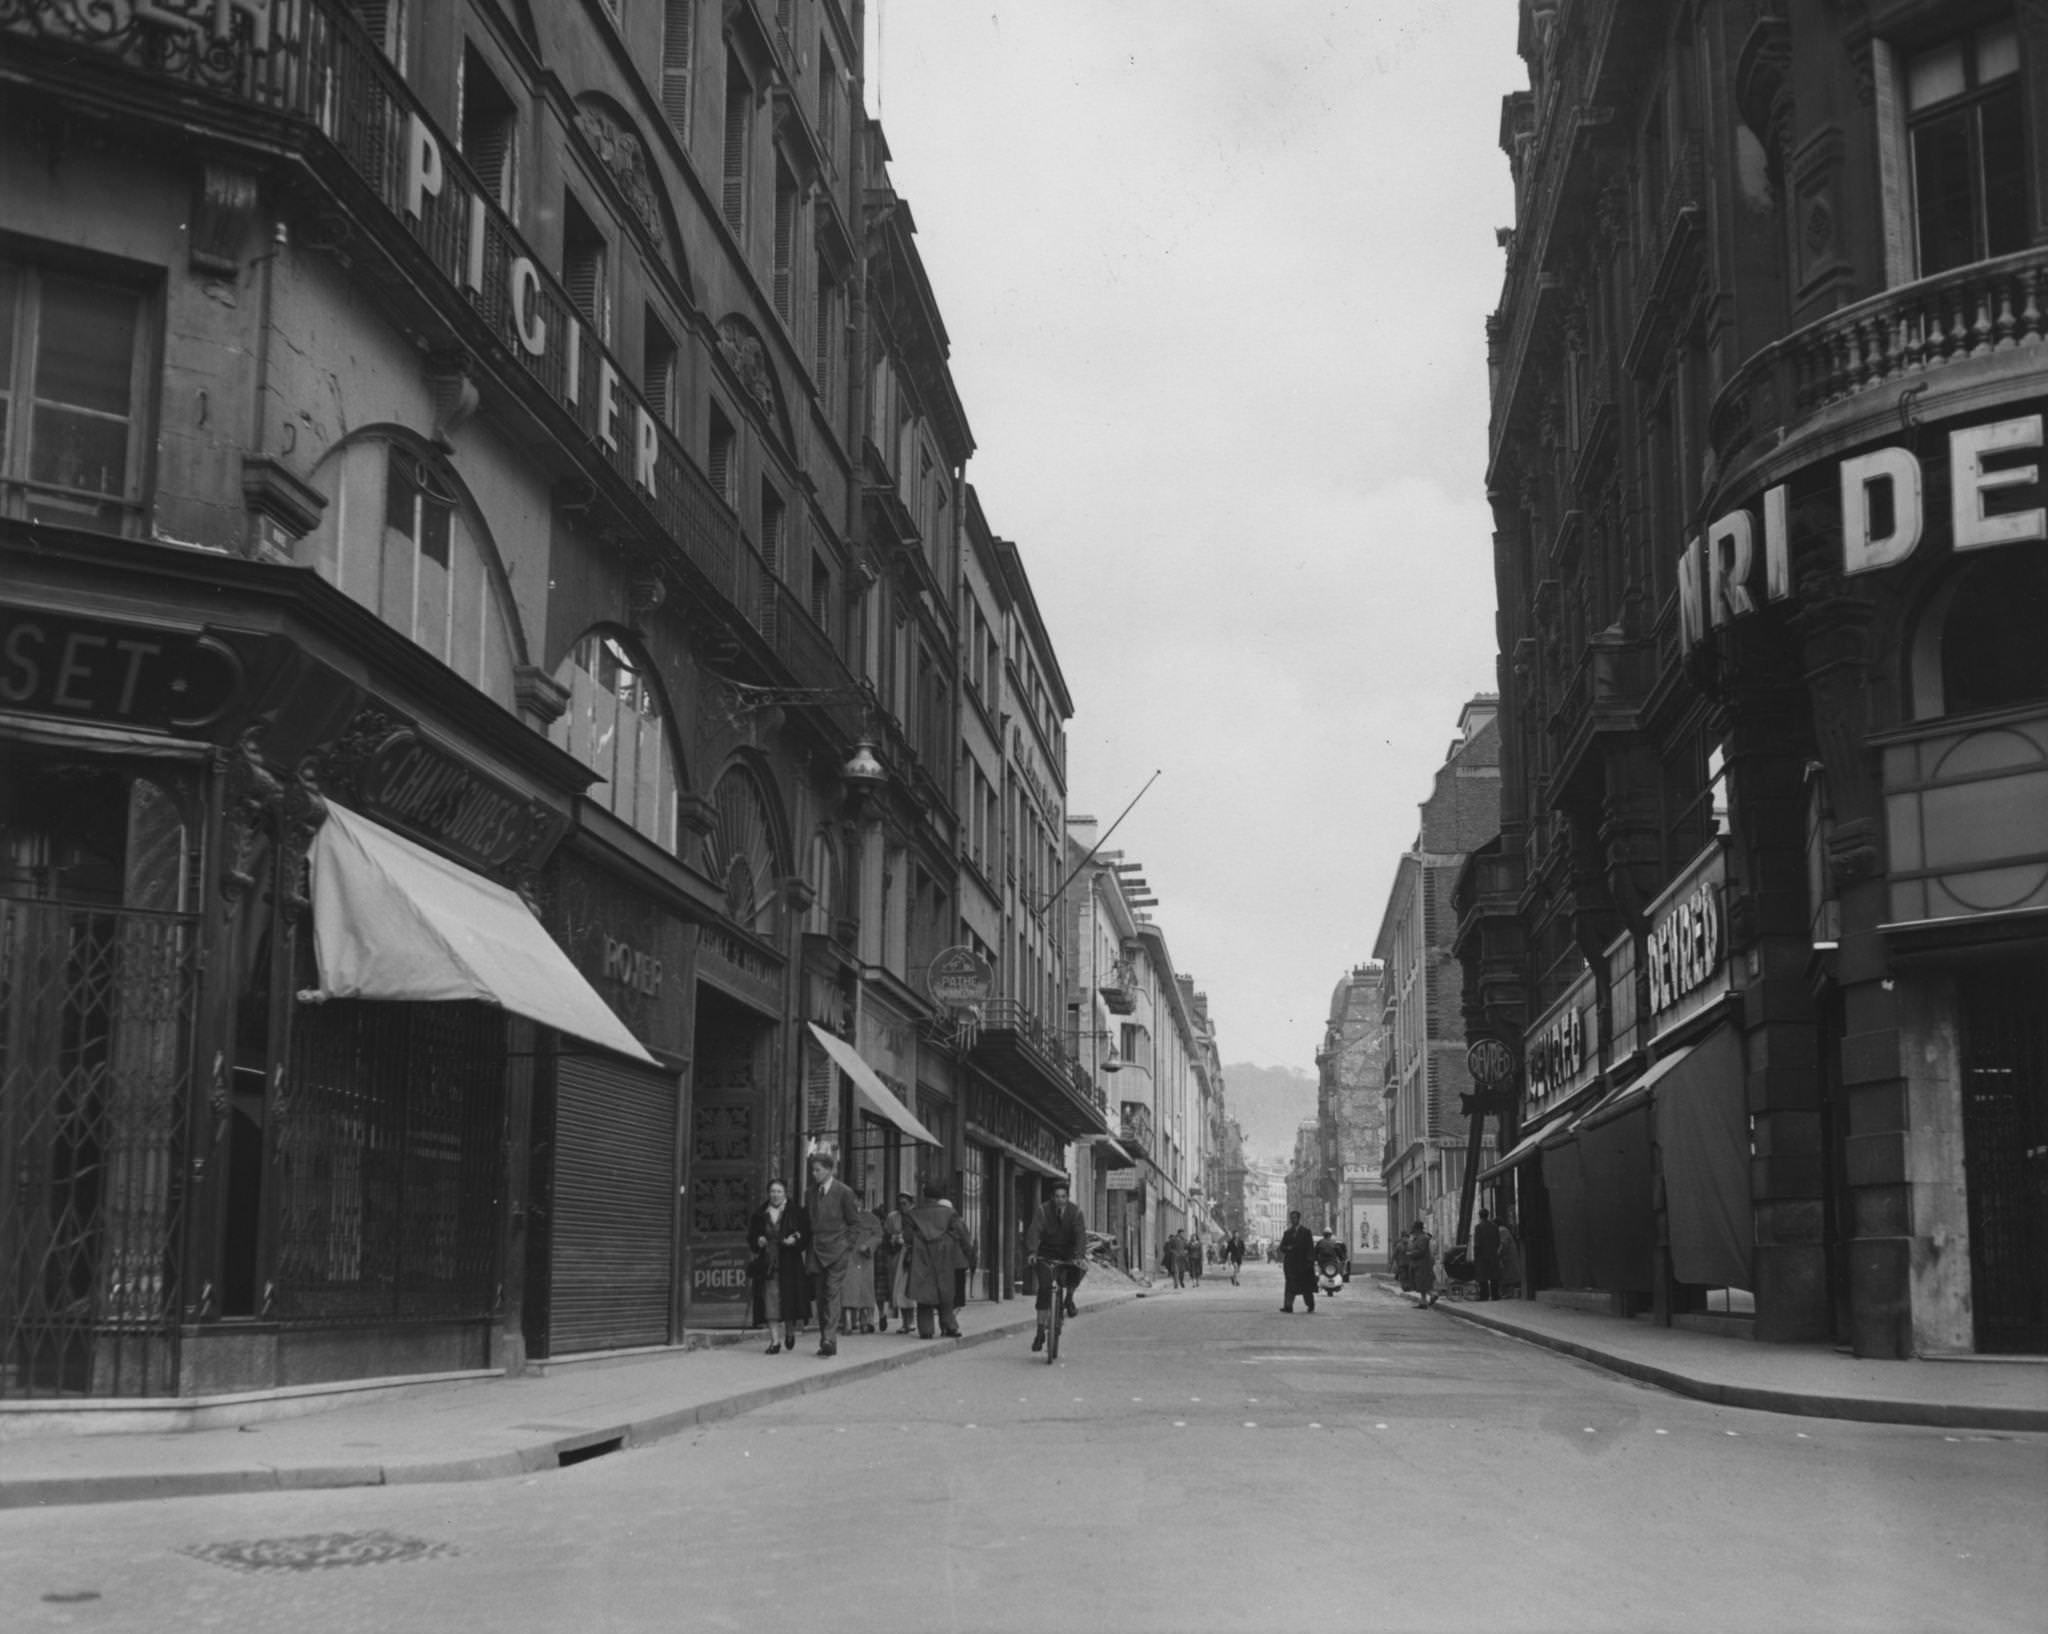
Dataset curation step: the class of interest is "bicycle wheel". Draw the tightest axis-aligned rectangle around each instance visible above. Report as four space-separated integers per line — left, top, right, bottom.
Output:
1045 1274 1062 1363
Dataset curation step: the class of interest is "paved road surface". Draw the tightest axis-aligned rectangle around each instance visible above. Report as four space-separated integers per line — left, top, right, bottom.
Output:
5 1266 2042 1633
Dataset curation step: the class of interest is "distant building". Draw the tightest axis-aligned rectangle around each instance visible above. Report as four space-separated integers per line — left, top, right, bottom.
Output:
1378 698 1502 1254
1317 963 1390 1266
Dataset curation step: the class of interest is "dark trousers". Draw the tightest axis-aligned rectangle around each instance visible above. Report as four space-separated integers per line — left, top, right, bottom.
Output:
1283 1274 1315 1312
813 1256 849 1343
1477 1276 1500 1300
1034 1262 1082 1313
915 1298 959 1338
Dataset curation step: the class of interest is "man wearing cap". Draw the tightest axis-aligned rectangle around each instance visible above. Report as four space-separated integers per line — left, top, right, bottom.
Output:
1024 1178 1087 1352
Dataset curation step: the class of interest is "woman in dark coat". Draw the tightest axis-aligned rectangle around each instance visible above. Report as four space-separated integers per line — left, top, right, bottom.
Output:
748 1178 812 1353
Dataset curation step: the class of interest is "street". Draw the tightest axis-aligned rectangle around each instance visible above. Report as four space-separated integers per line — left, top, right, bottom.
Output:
4 1266 2042 1634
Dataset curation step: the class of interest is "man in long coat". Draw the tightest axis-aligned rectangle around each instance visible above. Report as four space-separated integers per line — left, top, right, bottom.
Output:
1279 1210 1318 1313
903 1180 974 1339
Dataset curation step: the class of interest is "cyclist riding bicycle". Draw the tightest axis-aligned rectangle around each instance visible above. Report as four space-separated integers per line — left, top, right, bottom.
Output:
1024 1177 1087 1353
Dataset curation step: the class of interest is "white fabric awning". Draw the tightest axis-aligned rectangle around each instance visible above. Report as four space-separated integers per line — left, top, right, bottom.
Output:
1094 1135 1136 1165
302 801 657 1065
807 1023 940 1145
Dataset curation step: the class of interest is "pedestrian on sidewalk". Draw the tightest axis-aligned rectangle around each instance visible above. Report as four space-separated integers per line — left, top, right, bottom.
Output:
1407 1220 1439 1308
1226 1232 1245 1285
839 1190 883 1335
1164 1229 1187 1288
1024 1177 1087 1353
1188 1233 1205 1286
1473 1208 1503 1302
904 1180 973 1339
1279 1211 1317 1313
1497 1215 1523 1299
748 1178 812 1355
806 1152 864 1357
878 1190 911 1331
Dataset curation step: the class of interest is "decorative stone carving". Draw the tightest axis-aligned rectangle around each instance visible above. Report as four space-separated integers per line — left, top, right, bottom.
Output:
717 318 779 423
219 723 283 901
574 101 667 253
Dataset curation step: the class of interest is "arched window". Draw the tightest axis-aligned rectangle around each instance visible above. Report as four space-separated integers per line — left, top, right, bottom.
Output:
704 764 785 940
1911 551 2048 720
549 630 682 852
302 434 521 709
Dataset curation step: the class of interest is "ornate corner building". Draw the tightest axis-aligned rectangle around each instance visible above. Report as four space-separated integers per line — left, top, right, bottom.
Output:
0 0 1093 1404
1471 0 2046 1356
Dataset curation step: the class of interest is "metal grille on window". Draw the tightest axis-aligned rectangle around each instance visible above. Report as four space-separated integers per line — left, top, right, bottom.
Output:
270 999 505 1326
1 901 197 1397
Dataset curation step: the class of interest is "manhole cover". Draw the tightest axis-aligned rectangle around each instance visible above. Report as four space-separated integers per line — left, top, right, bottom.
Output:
185 1531 457 1573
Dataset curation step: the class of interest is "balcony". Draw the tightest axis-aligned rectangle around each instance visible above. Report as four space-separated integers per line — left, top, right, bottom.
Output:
970 998 1112 1140
1877 704 2048 944
0 0 862 714
1546 628 1649 807
1118 1101 1154 1160
1711 247 2048 486
1099 958 1138 1015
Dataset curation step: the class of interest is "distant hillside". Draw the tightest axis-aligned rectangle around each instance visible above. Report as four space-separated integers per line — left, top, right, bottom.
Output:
1222 1062 1317 1161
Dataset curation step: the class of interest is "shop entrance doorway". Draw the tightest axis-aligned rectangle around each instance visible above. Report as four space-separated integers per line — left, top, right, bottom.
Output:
1960 959 2048 1353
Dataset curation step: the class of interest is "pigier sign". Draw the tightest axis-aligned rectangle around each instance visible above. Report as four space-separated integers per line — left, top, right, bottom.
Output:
1676 406 2044 654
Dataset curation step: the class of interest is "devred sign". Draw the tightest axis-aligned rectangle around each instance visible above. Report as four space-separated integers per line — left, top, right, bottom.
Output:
927 946 994 1007
1466 1037 1515 1087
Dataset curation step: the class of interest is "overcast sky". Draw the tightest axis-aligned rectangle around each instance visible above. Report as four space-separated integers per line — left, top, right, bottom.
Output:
864 3 1527 1070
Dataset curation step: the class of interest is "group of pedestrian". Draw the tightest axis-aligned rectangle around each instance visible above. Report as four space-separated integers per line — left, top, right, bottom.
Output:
746 1154 977 1356
1389 1210 1521 1308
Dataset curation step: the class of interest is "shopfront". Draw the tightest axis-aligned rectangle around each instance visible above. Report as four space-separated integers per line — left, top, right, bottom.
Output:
965 1076 1067 1302
525 844 692 1356
1 530 657 1399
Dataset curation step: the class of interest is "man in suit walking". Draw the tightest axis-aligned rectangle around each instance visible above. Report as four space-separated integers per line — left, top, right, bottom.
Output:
806 1151 866 1357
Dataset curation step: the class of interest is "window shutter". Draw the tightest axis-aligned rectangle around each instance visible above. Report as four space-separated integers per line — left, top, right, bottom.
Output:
662 1 694 138
773 173 795 323
723 71 749 232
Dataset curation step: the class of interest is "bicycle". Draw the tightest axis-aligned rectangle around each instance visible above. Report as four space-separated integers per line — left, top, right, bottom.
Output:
1029 1255 1081 1363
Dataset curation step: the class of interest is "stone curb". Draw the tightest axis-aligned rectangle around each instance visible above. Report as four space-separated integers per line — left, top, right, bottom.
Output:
1433 1299 2048 1433
0 1291 1145 1512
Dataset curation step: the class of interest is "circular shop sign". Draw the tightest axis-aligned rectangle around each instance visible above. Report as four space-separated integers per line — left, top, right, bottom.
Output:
926 946 994 1007
1465 1036 1515 1088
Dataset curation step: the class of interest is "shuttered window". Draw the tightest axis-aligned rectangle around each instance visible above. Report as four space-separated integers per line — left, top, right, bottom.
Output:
562 193 609 343
723 58 750 234
661 0 694 141
772 161 798 327
459 44 518 215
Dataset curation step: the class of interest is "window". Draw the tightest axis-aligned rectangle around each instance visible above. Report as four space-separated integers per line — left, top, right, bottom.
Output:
708 402 736 502
1935 553 2048 716
661 0 695 143
562 193 610 343
459 44 518 215
772 159 799 327
759 481 785 632
816 39 841 166
305 437 519 706
550 630 681 851
1908 22 2026 275
0 254 151 533
643 310 678 426
809 550 832 632
723 56 751 235
814 258 840 409
353 0 408 72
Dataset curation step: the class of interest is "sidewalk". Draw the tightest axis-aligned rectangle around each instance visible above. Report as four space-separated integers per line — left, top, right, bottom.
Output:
0 1282 1144 1512
1399 1281 2048 1433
